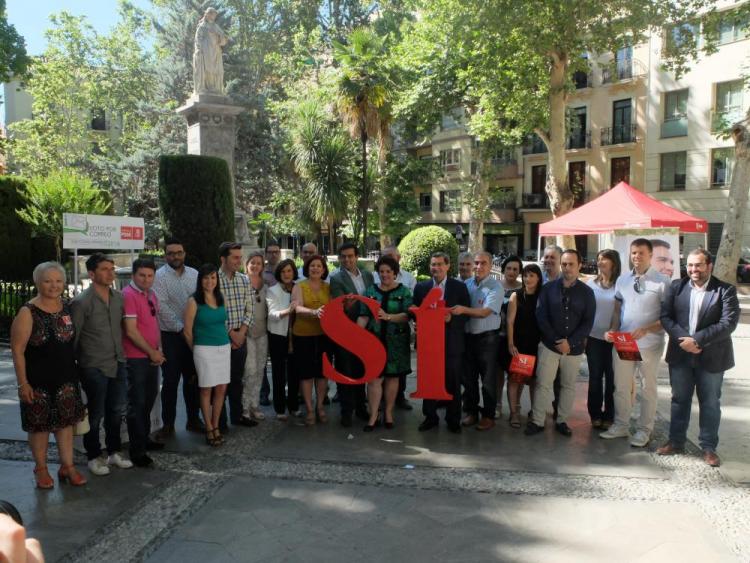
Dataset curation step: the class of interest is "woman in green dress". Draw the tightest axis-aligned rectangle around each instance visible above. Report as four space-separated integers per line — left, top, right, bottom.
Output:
358 255 412 431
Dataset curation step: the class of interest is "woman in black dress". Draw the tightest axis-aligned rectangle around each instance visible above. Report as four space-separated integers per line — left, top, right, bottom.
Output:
505 263 543 428
11 262 86 488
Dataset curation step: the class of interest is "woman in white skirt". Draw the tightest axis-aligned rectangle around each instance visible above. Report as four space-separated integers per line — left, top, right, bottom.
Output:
184 264 230 447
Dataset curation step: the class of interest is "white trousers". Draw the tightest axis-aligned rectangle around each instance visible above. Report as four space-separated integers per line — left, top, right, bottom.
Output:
531 343 584 426
242 334 268 415
612 343 664 433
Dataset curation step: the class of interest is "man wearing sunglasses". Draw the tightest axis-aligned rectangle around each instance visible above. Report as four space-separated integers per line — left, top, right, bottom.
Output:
602 238 670 447
123 258 166 467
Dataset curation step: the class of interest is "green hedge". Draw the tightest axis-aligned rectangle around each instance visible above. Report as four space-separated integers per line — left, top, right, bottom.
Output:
158 155 234 268
0 176 34 279
398 225 459 277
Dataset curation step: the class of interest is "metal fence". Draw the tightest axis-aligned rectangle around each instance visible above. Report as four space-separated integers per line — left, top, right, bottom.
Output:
0 280 36 343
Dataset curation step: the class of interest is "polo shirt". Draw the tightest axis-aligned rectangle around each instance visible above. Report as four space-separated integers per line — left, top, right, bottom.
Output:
122 282 161 359
615 266 670 350
464 275 502 334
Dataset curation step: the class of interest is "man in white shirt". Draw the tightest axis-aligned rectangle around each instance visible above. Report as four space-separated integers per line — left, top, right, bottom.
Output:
602 238 670 447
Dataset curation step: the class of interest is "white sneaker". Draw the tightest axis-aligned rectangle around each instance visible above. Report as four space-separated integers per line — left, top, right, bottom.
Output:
599 424 630 439
87 456 111 476
630 429 650 447
276 413 289 421
251 408 266 421
107 452 134 469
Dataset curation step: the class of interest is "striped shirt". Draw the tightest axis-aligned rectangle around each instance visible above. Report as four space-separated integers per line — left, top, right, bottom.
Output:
219 268 251 330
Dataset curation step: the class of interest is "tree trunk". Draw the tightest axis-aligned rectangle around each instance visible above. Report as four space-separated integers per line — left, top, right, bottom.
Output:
468 171 489 253
378 198 391 250
360 130 369 254
543 51 576 251
714 115 750 284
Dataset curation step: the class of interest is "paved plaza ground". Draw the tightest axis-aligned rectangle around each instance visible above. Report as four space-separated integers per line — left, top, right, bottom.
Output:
1 297 749 562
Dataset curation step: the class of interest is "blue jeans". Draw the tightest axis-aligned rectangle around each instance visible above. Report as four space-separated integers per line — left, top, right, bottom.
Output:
586 337 614 423
81 363 128 460
126 358 160 458
668 360 724 452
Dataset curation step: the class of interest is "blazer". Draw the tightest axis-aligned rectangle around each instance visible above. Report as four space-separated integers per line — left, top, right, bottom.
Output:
266 283 293 337
412 277 470 356
329 268 375 319
660 276 740 372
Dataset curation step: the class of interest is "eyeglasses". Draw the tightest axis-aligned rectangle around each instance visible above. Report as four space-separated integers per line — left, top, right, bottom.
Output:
147 299 156 316
252 288 261 303
633 277 643 294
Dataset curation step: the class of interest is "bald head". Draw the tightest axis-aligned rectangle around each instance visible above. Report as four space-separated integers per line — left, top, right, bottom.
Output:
301 243 318 261
382 245 401 262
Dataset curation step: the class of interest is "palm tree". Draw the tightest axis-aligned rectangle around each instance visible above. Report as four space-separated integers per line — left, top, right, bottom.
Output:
333 27 392 252
288 100 355 251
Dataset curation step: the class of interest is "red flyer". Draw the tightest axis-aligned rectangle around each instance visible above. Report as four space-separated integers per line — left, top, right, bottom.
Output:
611 332 642 361
509 353 536 379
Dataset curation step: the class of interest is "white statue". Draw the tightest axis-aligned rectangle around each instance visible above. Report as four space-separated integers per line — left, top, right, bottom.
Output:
193 7 228 95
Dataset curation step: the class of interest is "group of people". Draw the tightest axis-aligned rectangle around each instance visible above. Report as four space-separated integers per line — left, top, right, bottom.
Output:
11 235 740 489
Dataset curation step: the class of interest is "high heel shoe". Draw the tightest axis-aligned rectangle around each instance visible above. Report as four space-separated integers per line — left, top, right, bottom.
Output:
305 412 316 426
384 420 394 430
509 412 521 428
34 466 54 489
317 409 328 423
212 428 225 446
58 465 87 486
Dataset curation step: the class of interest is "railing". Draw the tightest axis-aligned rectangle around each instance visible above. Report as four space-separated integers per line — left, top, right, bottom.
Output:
660 116 688 138
522 136 547 155
0 280 36 342
489 189 517 210
567 131 591 150
600 124 637 146
710 107 746 133
601 58 647 83
521 193 549 209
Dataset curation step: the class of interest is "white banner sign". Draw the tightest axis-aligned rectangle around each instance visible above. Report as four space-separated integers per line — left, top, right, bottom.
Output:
63 213 145 250
612 228 680 281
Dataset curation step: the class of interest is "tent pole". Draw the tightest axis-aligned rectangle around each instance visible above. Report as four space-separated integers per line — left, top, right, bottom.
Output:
704 232 708 250
537 235 542 263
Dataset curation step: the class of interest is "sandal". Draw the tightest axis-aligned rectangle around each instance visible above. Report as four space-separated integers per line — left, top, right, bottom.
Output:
509 412 521 428
34 465 54 489
317 409 328 423
58 465 87 486
305 412 316 426
212 428 225 446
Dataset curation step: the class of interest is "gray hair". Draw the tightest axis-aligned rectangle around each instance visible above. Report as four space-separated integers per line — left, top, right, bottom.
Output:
458 251 473 262
33 261 67 286
473 250 492 262
543 244 563 257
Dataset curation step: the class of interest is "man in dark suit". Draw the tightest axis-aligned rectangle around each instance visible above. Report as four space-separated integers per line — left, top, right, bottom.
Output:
413 252 470 433
329 243 375 427
658 248 740 467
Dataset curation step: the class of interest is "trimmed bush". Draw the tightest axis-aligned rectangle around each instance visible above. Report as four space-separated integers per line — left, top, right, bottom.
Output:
158 155 234 268
0 176 33 279
398 226 459 277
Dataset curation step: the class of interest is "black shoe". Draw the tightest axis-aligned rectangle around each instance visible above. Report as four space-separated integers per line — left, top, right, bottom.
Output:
363 424 376 432
131 454 153 468
340 414 353 428
447 422 462 434
418 418 439 432
145 440 165 451
524 422 545 436
185 419 206 433
396 399 413 411
555 422 572 437
259 395 271 407
355 409 369 422
238 416 259 428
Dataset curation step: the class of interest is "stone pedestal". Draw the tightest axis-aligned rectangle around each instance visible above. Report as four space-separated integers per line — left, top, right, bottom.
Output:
176 94 259 252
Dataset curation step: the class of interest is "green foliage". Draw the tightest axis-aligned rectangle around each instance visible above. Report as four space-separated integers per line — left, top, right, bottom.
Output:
0 176 33 278
158 155 234 268
376 155 428 240
0 0 30 82
16 170 110 261
398 225 458 277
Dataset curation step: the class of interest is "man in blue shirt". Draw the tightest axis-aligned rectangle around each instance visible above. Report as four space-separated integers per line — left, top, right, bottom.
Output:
526 249 595 437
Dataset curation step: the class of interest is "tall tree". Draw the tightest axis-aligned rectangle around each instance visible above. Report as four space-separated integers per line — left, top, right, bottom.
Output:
0 0 30 82
396 0 714 251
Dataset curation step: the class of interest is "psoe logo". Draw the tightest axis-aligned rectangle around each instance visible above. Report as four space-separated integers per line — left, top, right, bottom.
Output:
121 226 144 240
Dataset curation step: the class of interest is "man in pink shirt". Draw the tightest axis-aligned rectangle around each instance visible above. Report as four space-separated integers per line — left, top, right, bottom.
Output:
123 259 166 467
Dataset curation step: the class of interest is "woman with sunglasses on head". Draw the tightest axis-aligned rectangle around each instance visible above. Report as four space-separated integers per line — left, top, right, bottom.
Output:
497 255 523 418
184 264 230 447
241 252 269 422
586 250 621 430
11 262 87 488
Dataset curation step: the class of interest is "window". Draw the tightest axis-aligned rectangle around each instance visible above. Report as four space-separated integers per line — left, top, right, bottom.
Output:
662 89 688 138
708 223 723 255
419 191 432 211
612 99 633 143
665 22 699 52
491 148 515 167
489 187 515 209
531 165 546 194
713 80 744 131
567 106 588 148
90 108 106 131
439 190 461 212
568 161 586 206
439 149 461 173
610 157 630 187
471 160 479 175
717 10 749 45
440 108 464 130
660 152 687 191
711 148 735 188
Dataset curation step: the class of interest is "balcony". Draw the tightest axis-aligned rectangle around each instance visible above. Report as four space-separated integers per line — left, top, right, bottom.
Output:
711 107 746 133
601 58 647 83
573 70 593 89
600 124 637 146
566 131 591 150
489 188 516 210
660 116 688 138
521 193 549 209
522 136 547 155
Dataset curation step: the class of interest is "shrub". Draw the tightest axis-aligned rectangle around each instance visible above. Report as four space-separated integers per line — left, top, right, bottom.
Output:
0 176 34 279
158 155 234 268
398 226 459 277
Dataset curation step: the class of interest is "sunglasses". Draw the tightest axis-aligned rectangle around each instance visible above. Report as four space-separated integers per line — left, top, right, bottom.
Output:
147 299 156 316
633 277 643 294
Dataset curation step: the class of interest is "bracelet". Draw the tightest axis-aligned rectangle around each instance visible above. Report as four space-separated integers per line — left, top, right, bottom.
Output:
17 382 30 390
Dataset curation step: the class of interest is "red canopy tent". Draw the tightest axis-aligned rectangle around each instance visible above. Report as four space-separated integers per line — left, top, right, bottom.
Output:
539 181 708 236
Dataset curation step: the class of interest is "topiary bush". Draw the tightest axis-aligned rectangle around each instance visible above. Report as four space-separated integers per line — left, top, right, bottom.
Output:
158 155 234 268
0 176 34 279
398 225 459 277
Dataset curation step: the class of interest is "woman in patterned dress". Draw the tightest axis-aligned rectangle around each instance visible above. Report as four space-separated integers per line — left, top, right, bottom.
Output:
11 262 86 488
